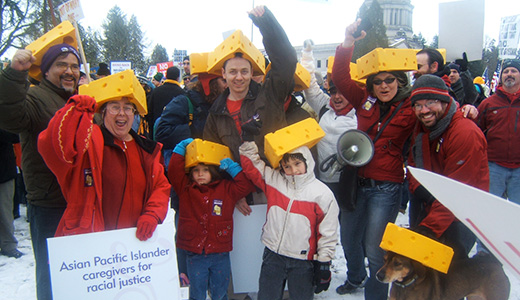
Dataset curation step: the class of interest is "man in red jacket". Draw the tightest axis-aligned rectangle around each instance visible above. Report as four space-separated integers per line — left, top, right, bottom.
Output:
478 59 520 206
408 74 489 259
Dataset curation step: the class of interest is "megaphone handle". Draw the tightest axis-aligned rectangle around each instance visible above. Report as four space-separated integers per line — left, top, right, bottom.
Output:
320 154 337 172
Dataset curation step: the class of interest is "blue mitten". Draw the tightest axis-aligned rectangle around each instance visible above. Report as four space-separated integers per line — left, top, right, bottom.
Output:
220 158 242 178
173 138 194 156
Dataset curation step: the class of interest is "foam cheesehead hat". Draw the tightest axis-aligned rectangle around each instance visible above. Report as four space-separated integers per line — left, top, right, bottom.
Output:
207 30 265 76
190 52 220 96
410 74 451 105
264 62 310 92
327 56 366 87
356 48 417 79
78 69 147 115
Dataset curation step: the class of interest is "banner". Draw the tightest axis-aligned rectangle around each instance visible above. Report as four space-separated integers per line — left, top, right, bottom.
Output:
407 167 520 280
47 210 182 300
58 0 84 22
498 14 520 59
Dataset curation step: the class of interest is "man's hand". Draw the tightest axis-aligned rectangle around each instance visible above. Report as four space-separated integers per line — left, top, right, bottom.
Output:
461 104 478 119
11 49 36 72
248 5 265 18
343 19 366 48
235 198 252 216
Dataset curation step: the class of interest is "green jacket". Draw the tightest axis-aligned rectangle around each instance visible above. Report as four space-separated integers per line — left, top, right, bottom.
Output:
0 67 72 207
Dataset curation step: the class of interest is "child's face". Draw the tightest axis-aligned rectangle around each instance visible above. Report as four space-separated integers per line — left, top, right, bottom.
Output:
281 157 306 176
191 164 212 185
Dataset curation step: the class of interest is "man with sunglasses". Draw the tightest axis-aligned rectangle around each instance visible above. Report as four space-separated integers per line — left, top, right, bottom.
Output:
408 74 488 259
0 44 80 300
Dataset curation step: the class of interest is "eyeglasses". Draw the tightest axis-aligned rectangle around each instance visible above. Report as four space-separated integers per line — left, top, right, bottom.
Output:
412 100 440 112
373 77 396 86
106 103 136 115
55 62 80 72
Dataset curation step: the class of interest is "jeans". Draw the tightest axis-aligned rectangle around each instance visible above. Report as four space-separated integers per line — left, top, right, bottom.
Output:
0 179 17 251
340 182 401 300
488 161 520 205
257 247 314 300
28 204 65 300
186 251 231 300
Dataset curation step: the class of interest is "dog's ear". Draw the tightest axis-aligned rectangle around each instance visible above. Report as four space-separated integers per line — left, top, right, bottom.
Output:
411 259 427 278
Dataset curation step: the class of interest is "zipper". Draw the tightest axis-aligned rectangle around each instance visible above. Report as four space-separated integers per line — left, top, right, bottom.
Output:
276 177 295 253
515 111 519 133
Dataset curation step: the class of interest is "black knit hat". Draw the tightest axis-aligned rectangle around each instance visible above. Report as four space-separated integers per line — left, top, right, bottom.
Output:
97 63 111 76
448 63 460 74
500 59 520 78
410 74 451 104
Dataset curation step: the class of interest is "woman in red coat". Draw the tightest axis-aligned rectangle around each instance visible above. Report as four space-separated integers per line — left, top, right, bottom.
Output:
38 90 170 240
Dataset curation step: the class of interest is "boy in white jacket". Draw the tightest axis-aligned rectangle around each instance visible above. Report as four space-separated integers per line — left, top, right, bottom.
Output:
239 141 339 300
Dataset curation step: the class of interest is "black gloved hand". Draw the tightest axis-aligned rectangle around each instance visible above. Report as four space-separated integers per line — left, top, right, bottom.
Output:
414 225 437 240
413 185 435 205
313 261 331 294
455 52 469 72
241 113 262 142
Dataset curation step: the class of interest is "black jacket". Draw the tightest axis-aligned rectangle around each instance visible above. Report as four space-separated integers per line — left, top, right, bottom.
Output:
0 129 19 183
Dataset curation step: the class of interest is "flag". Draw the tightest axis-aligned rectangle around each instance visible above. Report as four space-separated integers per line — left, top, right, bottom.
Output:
490 62 501 93
481 66 489 85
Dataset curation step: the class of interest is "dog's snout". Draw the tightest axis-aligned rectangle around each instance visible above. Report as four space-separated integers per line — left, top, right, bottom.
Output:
376 268 387 283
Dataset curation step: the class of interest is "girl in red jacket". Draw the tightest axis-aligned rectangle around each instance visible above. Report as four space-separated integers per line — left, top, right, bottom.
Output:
167 138 254 300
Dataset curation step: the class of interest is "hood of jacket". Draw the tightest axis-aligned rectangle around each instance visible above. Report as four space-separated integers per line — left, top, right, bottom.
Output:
282 145 316 188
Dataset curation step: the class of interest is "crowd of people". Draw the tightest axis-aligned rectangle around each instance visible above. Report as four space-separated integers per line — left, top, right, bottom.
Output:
0 5 518 300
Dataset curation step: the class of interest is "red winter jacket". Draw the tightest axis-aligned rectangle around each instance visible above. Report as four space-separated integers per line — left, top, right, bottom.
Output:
408 105 489 238
477 86 520 165
332 45 415 182
38 95 171 236
168 152 255 254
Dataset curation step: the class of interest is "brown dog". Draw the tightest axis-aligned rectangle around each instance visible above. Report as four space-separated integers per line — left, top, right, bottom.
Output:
376 251 510 300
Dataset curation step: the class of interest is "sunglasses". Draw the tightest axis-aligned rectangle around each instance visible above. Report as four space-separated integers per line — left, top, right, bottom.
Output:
373 77 396 85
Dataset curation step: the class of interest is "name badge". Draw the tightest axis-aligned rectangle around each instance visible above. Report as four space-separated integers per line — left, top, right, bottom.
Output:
212 199 223 216
84 168 94 187
363 95 377 111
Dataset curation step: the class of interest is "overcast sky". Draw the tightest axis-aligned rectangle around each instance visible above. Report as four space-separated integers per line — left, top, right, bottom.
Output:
74 0 520 57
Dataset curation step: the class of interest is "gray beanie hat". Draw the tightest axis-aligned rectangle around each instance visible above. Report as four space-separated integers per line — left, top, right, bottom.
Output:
410 74 451 104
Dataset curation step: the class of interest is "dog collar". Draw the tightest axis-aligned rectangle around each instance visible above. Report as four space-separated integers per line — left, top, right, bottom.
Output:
393 274 419 288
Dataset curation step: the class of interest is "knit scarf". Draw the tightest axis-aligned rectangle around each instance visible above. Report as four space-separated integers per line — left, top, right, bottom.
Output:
412 98 457 169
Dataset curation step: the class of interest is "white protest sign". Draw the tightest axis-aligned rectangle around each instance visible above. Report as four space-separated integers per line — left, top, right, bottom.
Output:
110 61 132 74
147 65 158 78
47 211 182 300
58 0 84 22
407 166 520 280
230 203 266 293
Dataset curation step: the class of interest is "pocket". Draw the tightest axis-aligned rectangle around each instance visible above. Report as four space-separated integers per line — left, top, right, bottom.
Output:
214 220 233 243
177 218 198 242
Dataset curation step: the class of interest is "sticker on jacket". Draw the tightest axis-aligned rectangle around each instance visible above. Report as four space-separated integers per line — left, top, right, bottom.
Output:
363 95 377 111
84 168 94 187
212 199 223 216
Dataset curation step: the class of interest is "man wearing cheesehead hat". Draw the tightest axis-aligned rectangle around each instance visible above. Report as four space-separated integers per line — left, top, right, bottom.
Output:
203 5 297 216
0 43 80 300
478 59 520 206
408 74 488 259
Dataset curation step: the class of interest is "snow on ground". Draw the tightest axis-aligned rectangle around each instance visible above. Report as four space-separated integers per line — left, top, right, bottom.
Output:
1 207 518 300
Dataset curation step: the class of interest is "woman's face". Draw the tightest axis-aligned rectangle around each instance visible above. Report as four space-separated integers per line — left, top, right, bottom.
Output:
103 98 135 141
372 72 398 102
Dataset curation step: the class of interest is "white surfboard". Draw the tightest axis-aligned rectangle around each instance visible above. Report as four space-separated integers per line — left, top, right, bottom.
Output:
407 166 520 280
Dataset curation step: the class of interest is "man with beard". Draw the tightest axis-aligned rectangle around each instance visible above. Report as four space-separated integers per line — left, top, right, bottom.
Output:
0 44 80 300
408 74 488 259
478 59 520 205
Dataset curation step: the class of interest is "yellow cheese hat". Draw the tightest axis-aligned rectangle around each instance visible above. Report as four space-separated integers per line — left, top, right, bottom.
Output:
78 69 147 115
207 30 265 76
356 48 418 79
264 62 310 92
25 21 78 81
327 56 366 86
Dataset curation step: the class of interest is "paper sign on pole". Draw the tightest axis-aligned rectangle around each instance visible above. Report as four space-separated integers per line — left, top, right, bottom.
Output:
47 210 182 300
58 0 84 22
156 61 174 76
110 61 132 74
498 14 520 59
407 166 520 281
147 65 158 78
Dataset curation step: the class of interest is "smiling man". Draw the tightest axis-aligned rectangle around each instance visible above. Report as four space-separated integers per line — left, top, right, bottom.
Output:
478 59 520 206
408 74 488 259
0 43 80 300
